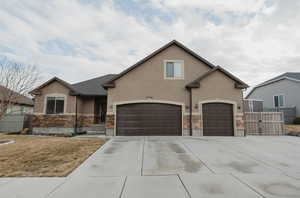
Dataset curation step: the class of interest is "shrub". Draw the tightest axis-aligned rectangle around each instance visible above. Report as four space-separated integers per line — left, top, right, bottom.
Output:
293 117 300 125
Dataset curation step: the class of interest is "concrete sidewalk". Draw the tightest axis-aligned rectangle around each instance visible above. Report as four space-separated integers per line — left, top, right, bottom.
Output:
1 136 300 198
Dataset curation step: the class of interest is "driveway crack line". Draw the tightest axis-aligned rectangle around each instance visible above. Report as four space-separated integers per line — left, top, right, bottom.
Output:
177 174 192 198
119 176 128 198
231 173 266 198
44 179 69 198
141 136 145 176
179 138 215 173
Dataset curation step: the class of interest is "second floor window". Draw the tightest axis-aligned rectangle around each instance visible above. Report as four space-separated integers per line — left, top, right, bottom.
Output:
274 95 284 108
46 97 64 114
164 60 184 79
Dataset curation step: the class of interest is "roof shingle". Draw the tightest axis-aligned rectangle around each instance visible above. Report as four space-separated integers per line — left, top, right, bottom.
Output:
71 74 117 96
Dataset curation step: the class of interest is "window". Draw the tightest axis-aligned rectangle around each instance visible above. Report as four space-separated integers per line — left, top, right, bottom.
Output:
249 100 254 112
46 97 64 114
164 60 184 79
274 95 284 108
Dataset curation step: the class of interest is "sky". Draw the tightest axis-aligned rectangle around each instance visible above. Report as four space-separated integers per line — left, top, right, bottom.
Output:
0 0 299 91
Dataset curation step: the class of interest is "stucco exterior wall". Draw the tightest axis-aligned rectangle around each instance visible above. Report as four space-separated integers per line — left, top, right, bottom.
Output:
106 45 245 136
33 81 96 115
107 45 211 113
32 81 98 135
247 79 300 117
192 70 243 114
33 81 76 114
78 97 95 114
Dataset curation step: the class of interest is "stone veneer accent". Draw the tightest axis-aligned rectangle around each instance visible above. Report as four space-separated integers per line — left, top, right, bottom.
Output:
77 115 95 127
105 114 115 136
32 114 99 135
183 114 202 136
105 114 115 129
183 113 245 136
32 115 75 128
236 114 245 136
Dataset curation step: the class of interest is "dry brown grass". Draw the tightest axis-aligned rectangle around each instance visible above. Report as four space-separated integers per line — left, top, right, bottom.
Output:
0 134 108 177
285 125 300 133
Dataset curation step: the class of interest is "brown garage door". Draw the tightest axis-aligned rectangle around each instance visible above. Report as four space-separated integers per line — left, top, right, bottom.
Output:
116 103 182 136
203 103 234 136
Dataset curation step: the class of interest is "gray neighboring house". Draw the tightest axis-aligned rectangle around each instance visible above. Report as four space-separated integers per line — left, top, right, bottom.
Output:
246 72 300 123
243 99 263 112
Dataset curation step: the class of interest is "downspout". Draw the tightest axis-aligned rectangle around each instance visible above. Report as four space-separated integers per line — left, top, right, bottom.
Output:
74 95 78 135
188 88 193 136
242 90 246 137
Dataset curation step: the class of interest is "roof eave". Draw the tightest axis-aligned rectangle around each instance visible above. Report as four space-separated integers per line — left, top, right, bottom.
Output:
102 83 115 89
235 83 249 89
185 83 200 89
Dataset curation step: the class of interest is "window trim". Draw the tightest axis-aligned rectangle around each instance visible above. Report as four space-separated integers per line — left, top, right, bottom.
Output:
44 94 67 114
163 60 184 80
273 94 285 108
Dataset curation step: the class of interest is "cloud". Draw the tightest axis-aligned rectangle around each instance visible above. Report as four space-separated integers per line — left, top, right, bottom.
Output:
0 0 299 92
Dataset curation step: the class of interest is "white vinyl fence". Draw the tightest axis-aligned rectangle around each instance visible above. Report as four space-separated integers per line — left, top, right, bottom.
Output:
245 112 284 135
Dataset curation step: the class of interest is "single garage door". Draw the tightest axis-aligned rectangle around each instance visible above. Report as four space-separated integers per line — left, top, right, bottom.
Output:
116 103 182 136
202 103 234 136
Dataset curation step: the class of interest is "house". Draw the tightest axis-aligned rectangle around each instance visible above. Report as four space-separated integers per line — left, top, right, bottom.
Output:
246 72 300 123
30 40 249 136
30 74 116 135
0 86 34 115
243 99 263 112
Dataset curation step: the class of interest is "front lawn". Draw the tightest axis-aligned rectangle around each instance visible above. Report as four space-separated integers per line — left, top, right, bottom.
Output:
285 125 300 136
0 134 107 177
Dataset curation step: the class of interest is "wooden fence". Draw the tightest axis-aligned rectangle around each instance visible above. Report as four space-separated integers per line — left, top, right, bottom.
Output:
245 112 284 135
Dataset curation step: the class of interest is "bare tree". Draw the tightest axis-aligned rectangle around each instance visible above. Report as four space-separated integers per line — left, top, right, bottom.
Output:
0 57 39 119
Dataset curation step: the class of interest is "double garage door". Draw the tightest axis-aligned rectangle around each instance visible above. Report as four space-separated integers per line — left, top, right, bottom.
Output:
116 103 182 136
116 103 234 136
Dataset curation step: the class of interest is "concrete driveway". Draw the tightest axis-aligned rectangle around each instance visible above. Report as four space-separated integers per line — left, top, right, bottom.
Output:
1 136 300 197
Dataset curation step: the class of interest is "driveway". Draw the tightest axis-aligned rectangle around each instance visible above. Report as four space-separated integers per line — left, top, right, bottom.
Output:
1 136 300 197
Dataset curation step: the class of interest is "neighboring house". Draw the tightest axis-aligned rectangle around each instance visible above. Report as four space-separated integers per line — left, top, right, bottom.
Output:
0 86 34 115
30 40 249 136
243 99 263 112
246 72 300 123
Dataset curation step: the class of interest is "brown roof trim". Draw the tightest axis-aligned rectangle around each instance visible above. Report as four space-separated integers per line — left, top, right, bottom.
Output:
186 66 249 89
103 40 215 88
29 77 79 95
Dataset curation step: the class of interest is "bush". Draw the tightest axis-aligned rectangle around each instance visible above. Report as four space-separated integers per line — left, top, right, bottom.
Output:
293 117 300 125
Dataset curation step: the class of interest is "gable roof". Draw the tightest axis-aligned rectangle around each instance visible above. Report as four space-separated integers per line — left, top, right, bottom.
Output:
263 72 300 83
30 74 117 96
103 40 216 88
71 74 117 96
0 85 34 106
186 66 249 89
30 77 78 95
246 72 300 98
